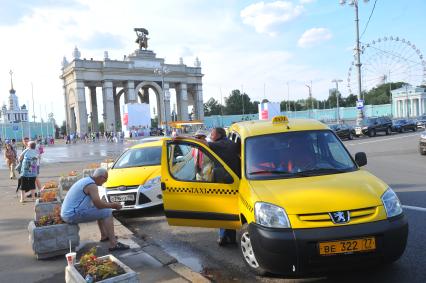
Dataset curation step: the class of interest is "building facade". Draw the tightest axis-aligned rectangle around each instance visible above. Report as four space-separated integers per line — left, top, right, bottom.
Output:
391 85 426 118
0 77 29 123
60 29 204 135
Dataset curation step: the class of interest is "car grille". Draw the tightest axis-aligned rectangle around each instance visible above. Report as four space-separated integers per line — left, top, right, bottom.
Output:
107 185 139 191
107 192 137 206
138 193 152 205
298 207 377 224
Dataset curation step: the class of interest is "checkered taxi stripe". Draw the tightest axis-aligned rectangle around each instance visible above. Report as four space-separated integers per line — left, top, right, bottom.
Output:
166 187 238 195
240 195 253 213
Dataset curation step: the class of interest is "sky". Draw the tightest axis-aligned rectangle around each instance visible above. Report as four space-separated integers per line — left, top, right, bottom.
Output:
1 0 426 123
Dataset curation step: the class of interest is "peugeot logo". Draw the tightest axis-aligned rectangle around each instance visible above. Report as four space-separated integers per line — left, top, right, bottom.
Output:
329 211 350 224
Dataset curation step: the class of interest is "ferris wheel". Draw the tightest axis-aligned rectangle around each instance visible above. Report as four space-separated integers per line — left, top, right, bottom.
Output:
347 36 426 95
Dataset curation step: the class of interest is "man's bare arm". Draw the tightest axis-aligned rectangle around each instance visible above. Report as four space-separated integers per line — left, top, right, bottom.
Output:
85 184 121 210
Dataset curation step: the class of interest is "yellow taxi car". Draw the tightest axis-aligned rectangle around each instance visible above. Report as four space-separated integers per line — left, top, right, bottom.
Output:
160 116 408 276
98 139 164 210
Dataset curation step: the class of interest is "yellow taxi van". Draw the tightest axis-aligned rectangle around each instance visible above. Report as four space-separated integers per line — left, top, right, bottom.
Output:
160 116 408 276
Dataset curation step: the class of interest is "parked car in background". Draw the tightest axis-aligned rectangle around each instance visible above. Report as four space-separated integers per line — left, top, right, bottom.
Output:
329 124 354 140
392 119 417 133
419 131 426 155
416 115 426 128
354 117 392 137
98 139 165 210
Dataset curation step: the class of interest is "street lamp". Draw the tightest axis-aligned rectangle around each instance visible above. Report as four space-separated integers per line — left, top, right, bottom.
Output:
340 0 369 125
154 65 170 134
305 82 313 118
332 79 343 123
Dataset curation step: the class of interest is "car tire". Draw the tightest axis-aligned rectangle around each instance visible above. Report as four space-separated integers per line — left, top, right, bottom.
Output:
413 127 417 132
368 129 375 137
420 148 426 156
386 127 392 135
239 223 268 276
398 128 403 133
348 132 353 140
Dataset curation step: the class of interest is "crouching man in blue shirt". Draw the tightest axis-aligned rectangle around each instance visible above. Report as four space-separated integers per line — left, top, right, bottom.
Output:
61 168 130 251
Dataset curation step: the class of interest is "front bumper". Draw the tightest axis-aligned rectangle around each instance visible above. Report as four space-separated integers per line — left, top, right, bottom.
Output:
99 184 163 210
248 215 408 276
419 139 426 153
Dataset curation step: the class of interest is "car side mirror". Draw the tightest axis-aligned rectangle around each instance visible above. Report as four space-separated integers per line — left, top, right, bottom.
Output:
175 156 184 163
355 152 367 167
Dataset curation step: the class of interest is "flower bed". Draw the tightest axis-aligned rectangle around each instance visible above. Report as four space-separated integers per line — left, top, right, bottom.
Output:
65 249 139 283
59 172 82 200
28 221 80 259
34 199 61 221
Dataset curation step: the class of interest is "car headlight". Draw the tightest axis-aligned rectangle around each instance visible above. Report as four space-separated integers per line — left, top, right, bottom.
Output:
254 202 291 228
142 176 161 190
381 188 403 218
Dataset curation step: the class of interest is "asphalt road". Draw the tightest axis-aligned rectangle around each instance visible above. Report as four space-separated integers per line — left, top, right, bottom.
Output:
119 130 426 283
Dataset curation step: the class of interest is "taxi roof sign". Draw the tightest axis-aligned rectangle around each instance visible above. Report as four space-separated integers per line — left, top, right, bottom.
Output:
272 115 289 124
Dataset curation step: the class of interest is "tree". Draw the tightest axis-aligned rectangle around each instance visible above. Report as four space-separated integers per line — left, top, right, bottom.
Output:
224 89 258 115
363 82 405 105
60 121 67 135
203 97 223 116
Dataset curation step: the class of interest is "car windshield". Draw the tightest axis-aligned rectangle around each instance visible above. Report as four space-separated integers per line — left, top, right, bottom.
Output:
113 146 161 169
245 130 357 180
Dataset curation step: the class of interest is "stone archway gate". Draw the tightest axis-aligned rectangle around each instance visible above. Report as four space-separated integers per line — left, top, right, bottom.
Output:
60 48 203 135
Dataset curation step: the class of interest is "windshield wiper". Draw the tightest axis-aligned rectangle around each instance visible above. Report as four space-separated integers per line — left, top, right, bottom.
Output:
295 168 349 176
249 170 293 175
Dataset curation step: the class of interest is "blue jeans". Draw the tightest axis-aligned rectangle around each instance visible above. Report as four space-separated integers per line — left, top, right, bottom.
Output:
62 207 112 224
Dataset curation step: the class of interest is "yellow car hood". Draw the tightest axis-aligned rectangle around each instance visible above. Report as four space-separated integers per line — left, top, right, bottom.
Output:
249 170 387 215
104 165 161 189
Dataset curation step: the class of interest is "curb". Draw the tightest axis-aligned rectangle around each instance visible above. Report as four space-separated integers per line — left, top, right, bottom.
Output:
113 218 210 283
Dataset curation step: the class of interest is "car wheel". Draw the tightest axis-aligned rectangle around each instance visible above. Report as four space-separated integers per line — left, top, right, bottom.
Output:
420 148 426 156
368 129 375 137
398 128 403 133
386 127 392 135
413 127 417 132
239 223 267 276
348 132 353 140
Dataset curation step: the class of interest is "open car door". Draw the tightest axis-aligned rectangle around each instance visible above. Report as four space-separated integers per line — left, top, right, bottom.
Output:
161 138 241 229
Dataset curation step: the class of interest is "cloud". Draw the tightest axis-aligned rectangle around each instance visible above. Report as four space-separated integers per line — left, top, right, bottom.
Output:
298 27 332 48
240 1 304 36
79 32 126 50
299 0 316 4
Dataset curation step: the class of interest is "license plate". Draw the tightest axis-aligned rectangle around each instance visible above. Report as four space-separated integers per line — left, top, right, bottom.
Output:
355 128 362 135
110 194 135 202
318 237 376 256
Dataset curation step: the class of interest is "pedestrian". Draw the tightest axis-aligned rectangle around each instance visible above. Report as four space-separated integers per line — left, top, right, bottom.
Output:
11 138 17 155
4 143 17 179
207 127 241 246
17 141 39 202
60 168 130 251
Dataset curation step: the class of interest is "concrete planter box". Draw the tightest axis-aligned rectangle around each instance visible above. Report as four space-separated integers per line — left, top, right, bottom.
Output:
34 198 62 221
59 175 82 199
65 254 139 283
100 162 114 170
28 221 80 259
82 168 96 178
